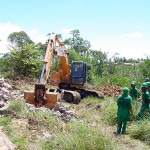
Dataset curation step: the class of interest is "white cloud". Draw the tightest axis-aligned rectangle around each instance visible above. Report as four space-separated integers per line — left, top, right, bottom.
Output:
59 28 74 40
124 32 143 39
0 22 47 54
0 22 23 54
0 22 22 38
27 29 47 43
89 37 150 59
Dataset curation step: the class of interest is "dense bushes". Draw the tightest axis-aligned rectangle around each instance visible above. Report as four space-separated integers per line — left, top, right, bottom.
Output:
0 44 43 78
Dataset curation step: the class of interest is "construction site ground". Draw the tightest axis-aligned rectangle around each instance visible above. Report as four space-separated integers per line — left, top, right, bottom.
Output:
0 79 149 150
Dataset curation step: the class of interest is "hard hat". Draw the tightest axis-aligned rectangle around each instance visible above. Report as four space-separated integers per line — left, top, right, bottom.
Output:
131 81 136 85
141 83 148 88
144 77 149 82
146 82 150 87
122 87 129 94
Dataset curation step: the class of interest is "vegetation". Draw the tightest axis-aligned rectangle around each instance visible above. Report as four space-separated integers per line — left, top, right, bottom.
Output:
42 120 113 150
101 99 117 125
128 120 150 144
0 29 148 86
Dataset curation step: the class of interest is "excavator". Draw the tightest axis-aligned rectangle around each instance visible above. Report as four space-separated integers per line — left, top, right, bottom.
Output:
24 33 104 108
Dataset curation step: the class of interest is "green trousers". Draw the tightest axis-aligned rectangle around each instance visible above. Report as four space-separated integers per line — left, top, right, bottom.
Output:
117 117 128 134
136 110 150 120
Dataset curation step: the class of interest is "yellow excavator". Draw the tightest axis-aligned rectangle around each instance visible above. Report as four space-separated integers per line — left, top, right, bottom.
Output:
24 33 104 108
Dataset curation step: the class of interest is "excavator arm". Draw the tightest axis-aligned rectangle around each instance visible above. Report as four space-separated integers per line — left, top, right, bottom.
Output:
24 33 65 107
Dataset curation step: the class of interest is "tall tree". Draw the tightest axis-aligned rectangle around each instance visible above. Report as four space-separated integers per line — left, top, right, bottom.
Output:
64 29 90 55
90 50 107 77
8 31 33 48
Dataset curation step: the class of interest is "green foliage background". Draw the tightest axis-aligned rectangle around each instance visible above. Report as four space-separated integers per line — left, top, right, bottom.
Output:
0 30 149 87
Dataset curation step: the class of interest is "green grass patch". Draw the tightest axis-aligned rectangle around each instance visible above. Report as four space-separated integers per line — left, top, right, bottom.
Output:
8 100 25 113
101 98 117 125
0 116 13 136
128 120 150 145
83 96 104 103
42 120 114 150
26 110 62 133
0 116 11 126
11 135 27 150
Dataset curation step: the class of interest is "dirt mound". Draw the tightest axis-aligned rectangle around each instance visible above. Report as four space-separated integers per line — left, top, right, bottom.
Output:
86 84 122 98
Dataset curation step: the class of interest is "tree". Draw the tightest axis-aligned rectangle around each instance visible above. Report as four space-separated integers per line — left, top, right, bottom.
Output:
8 31 33 48
89 50 107 77
139 58 150 78
1 31 43 77
1 44 43 77
64 29 90 55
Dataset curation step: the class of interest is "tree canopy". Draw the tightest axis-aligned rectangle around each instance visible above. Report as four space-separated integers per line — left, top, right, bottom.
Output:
8 31 33 48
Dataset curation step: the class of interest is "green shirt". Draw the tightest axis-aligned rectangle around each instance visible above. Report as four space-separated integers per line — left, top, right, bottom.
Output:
140 91 149 113
117 94 132 118
129 87 138 101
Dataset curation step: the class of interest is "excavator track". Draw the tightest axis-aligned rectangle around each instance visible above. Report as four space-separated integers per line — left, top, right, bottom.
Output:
62 90 81 104
84 89 104 98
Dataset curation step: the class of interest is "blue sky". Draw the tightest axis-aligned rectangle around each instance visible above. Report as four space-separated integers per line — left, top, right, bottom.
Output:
0 0 150 59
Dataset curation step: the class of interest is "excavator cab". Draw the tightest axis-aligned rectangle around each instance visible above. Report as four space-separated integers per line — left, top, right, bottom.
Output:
70 61 87 85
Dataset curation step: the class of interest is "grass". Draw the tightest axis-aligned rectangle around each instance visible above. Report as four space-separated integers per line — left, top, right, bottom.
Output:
42 120 114 150
101 97 117 125
128 120 150 145
1 95 149 149
0 116 13 137
11 135 27 150
83 96 104 103
8 99 25 113
27 110 62 133
0 116 11 126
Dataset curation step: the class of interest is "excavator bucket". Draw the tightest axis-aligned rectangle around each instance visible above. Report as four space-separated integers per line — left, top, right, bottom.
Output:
45 91 58 109
24 90 35 104
24 90 59 109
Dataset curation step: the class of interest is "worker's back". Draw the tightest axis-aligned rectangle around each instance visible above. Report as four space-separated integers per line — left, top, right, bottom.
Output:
117 94 132 118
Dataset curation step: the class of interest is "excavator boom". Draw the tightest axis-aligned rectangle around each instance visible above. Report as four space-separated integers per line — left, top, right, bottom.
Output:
24 34 65 107
24 33 104 108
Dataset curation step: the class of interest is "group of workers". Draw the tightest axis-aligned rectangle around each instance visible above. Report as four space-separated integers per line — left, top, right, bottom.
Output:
116 77 150 134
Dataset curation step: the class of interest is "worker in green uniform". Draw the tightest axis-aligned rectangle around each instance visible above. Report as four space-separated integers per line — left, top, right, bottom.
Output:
147 82 150 93
146 81 150 102
129 81 138 101
144 77 149 82
117 87 133 134
136 83 150 120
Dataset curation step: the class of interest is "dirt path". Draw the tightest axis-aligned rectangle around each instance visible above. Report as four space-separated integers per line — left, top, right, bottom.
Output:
0 127 15 150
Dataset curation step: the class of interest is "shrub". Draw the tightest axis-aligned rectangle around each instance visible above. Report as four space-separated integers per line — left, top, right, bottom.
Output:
101 102 117 125
128 120 150 144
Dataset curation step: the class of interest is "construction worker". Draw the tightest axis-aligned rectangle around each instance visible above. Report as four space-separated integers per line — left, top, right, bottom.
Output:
136 83 150 120
146 81 150 100
117 87 133 134
144 77 149 82
129 81 138 101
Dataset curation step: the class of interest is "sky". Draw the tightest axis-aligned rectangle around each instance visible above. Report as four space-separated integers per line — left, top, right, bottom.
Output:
0 0 150 59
